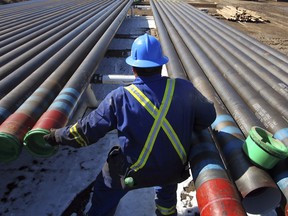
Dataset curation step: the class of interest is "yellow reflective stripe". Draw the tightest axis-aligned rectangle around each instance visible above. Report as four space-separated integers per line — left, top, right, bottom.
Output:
156 204 176 215
69 123 87 147
130 80 174 171
125 84 158 117
130 80 186 164
125 79 187 171
162 120 187 163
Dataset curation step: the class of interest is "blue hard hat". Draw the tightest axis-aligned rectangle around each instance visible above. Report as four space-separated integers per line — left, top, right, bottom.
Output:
126 34 168 67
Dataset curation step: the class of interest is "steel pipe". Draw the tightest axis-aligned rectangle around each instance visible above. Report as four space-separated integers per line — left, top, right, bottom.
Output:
182 3 288 69
155 1 264 136
151 5 247 212
153 1 245 139
150 0 186 79
164 2 288 145
0 2 116 97
0 0 77 20
177 3 288 94
190 130 246 216
152 0 284 214
0 0 94 34
92 74 135 85
0 0 132 162
214 131 282 214
159 5 288 208
0 1 109 78
271 160 288 214
0 1 113 114
0 0 107 63
0 0 96 36
150 8 245 215
23 0 133 158
160 1 288 146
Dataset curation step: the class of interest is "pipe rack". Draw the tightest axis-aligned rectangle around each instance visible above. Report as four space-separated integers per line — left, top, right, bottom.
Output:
0 0 287 214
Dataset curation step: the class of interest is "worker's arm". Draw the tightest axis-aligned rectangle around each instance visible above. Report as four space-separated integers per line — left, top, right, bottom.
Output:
193 88 216 132
44 91 118 148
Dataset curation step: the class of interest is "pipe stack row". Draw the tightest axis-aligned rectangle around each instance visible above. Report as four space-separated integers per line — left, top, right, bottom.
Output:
151 0 288 215
152 5 247 214
0 0 133 162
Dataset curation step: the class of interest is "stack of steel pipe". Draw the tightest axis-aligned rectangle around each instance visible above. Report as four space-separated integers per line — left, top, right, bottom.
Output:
152 5 247 214
151 0 288 214
0 0 133 162
0 0 116 116
0 0 110 70
23 0 133 157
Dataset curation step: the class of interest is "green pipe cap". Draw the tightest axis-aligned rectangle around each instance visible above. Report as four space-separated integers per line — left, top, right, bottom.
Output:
249 126 288 158
23 128 58 158
0 133 22 163
243 126 288 169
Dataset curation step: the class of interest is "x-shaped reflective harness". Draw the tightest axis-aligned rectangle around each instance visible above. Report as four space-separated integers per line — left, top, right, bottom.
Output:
124 79 187 173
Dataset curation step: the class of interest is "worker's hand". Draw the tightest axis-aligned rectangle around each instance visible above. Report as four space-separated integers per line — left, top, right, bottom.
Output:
43 129 58 146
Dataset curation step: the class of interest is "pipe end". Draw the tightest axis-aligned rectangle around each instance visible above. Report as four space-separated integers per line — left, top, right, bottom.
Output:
243 126 288 169
0 133 22 163
23 128 58 157
242 186 282 214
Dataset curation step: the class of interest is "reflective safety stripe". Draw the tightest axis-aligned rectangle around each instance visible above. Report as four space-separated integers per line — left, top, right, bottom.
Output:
124 79 187 172
156 204 177 215
70 123 87 147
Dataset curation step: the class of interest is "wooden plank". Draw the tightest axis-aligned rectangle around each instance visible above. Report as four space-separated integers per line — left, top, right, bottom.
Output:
216 6 270 23
187 2 218 8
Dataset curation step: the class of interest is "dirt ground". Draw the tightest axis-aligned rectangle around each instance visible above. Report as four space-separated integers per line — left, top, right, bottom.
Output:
205 0 288 56
133 0 288 56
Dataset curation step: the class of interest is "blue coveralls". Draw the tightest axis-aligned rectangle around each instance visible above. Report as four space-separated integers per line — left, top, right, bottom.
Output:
54 74 216 215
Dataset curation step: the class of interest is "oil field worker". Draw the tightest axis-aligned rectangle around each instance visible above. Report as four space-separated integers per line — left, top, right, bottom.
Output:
43 33 216 216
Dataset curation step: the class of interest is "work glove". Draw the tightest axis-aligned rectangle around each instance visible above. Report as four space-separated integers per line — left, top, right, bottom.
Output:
43 129 59 146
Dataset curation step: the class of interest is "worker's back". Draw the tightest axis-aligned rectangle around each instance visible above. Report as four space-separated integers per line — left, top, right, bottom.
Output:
107 74 216 188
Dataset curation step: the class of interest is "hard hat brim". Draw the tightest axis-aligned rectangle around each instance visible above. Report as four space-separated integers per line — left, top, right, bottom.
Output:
126 56 169 68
